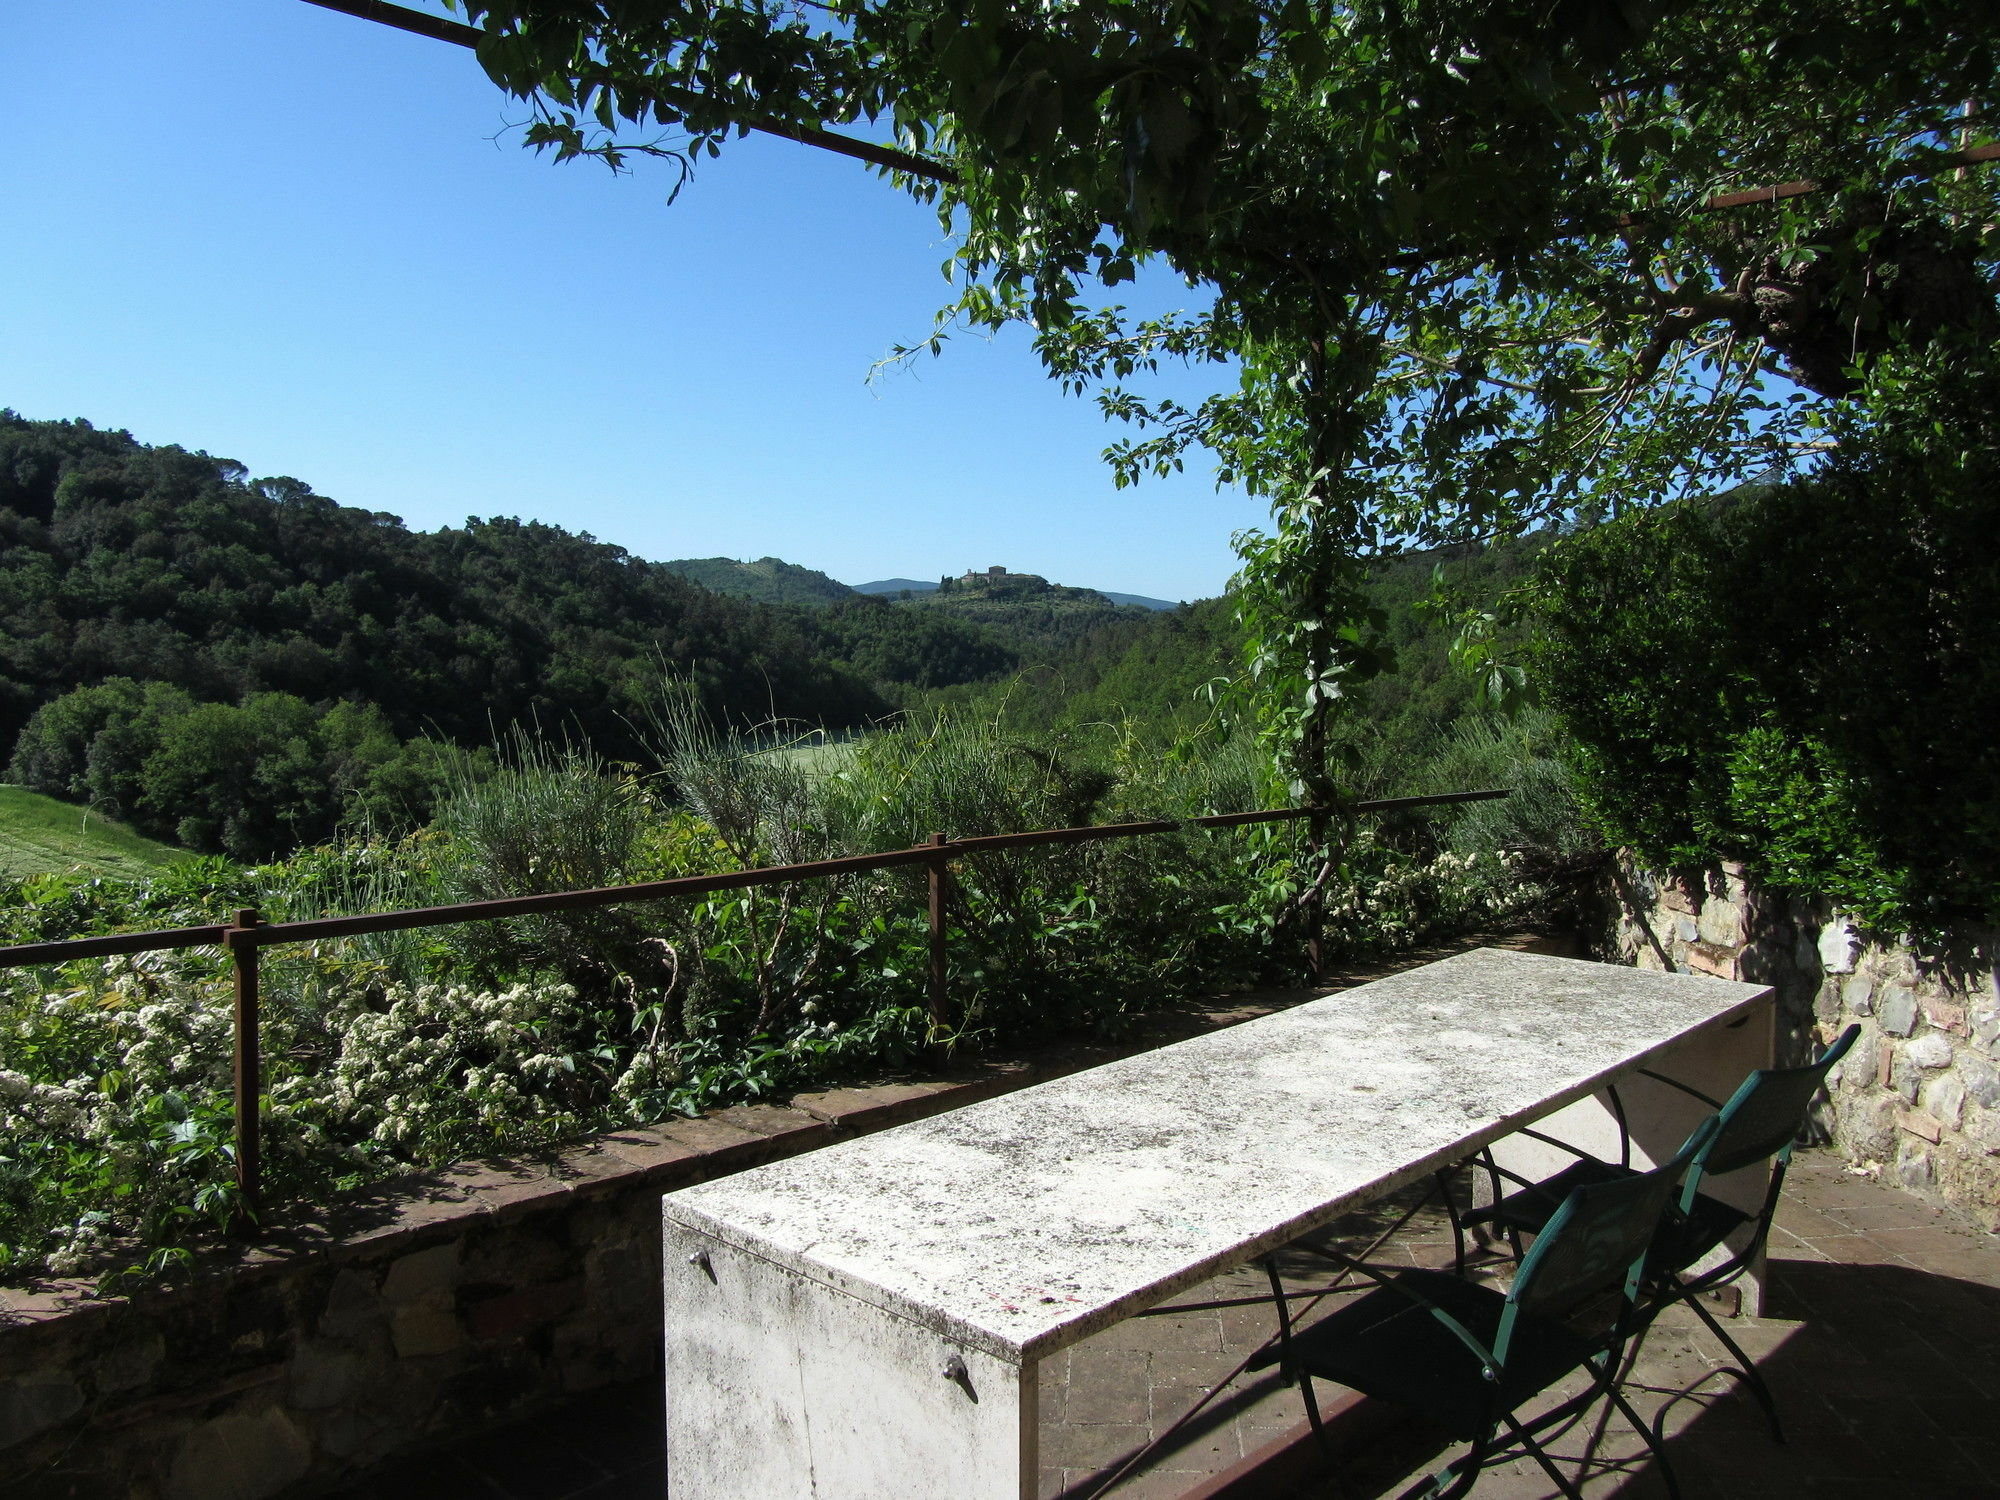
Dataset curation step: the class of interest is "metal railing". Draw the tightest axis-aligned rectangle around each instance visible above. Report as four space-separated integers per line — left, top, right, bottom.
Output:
0 789 1507 1214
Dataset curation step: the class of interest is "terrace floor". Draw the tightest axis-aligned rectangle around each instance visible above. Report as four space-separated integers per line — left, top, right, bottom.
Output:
328 1149 2000 1500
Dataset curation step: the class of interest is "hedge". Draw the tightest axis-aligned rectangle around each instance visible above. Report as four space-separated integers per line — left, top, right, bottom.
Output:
1527 410 1999 932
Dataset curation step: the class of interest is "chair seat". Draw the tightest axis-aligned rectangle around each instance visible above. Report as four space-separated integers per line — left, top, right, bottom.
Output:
1466 1165 1754 1282
1263 1269 1602 1440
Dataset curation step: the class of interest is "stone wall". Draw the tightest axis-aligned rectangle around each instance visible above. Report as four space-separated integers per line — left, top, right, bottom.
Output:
0 1079 1020 1500
1596 857 2000 1231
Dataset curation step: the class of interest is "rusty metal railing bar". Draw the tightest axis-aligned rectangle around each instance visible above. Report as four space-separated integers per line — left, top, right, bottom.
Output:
0 788 1508 1219
0 923 235 966
0 791 1507 967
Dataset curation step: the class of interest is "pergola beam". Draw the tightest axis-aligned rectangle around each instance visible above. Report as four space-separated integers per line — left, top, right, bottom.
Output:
296 0 958 182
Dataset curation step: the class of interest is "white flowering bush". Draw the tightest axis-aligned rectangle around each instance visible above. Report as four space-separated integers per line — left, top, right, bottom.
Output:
0 951 609 1280
0 951 238 1276
1318 837 1533 960
315 979 602 1156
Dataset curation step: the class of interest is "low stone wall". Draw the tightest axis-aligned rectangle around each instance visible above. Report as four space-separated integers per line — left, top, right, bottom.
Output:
0 1078 1021 1500
0 1108 800 1498
1595 857 2000 1231
0 931 1570 1500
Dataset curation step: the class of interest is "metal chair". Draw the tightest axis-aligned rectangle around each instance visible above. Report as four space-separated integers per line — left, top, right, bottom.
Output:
1253 1117 1719 1500
1458 1024 1860 1442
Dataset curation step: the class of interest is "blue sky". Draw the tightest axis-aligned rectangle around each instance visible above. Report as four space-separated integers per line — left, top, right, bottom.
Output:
0 0 1260 602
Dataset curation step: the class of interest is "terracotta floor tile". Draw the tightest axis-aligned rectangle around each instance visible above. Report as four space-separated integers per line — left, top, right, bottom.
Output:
1893 1248 2000 1286
1047 1420 1153 1471
1064 1379 1154 1428
1868 1223 1995 1257
1820 1199 1948 1233
1774 1200 1859 1238
1797 1231 1899 1264
1766 1227 1834 1262
1147 1362 1247 1400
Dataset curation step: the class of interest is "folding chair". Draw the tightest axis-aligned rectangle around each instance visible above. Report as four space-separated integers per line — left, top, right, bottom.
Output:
1253 1118 1719 1499
1459 1025 1860 1441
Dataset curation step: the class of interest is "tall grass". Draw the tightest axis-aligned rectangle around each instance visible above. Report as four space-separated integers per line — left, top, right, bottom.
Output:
1423 710 1593 857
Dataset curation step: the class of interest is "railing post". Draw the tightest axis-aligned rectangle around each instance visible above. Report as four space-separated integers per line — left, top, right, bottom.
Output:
926 833 950 1052
226 907 263 1226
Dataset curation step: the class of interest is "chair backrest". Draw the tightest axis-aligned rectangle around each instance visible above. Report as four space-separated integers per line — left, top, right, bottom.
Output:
1501 1115 1719 1345
1690 1024 1860 1189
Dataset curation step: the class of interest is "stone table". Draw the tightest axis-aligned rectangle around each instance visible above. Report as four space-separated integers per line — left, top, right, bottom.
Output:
660 948 1772 1499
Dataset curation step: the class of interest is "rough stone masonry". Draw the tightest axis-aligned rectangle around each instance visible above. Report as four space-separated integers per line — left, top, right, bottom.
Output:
1597 856 2000 1231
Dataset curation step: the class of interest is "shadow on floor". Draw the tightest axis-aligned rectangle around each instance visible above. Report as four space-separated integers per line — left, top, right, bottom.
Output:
1288 1257 2000 1500
324 1380 661 1500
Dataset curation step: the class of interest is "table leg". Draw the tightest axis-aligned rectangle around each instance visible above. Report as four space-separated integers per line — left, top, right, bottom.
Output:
664 1217 1034 1498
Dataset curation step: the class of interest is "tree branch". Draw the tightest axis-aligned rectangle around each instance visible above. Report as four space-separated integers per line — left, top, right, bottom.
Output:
301 2 1997 230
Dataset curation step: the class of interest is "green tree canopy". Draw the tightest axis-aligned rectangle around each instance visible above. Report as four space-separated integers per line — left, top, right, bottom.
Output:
431 0 1996 803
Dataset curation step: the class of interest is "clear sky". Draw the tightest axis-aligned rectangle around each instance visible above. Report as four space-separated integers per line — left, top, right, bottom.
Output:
0 0 1262 602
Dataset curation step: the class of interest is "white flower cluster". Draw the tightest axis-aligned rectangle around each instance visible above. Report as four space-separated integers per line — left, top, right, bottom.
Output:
0 1068 86 1132
324 980 585 1147
1 960 588 1278
41 1211 114 1277
1321 845 1527 951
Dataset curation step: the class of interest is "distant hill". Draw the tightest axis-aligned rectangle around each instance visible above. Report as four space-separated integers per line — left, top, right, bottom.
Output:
0 412 899 858
1095 589 1182 611
886 570 1161 659
0 413 886 765
852 575 1179 611
947 536 1558 743
664 556 859 606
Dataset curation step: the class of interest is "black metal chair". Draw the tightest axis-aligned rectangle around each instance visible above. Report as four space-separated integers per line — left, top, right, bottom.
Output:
1253 1117 1720 1500
1458 1024 1860 1442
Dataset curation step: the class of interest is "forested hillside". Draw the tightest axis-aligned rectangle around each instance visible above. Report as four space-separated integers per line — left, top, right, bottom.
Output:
938 537 1550 751
0 415 892 747
898 569 1159 658
661 555 858 605
1355 535 1552 750
0 413 897 854
800 597 1021 688
665 556 1185 680
854 575 1179 610
928 597 1236 730
0 411 1549 860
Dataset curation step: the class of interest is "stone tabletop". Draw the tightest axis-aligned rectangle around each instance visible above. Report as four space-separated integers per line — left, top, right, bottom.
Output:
663 949 1768 1362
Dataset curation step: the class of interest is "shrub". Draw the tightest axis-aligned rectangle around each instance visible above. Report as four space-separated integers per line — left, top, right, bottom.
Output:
6 682 472 860
1526 381 2000 930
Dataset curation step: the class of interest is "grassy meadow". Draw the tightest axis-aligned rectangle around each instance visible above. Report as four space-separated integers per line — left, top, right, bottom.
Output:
0 784 188 880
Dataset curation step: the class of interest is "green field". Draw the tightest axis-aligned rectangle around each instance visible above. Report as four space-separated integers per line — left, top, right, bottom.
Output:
0 785 190 879
755 737 864 776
